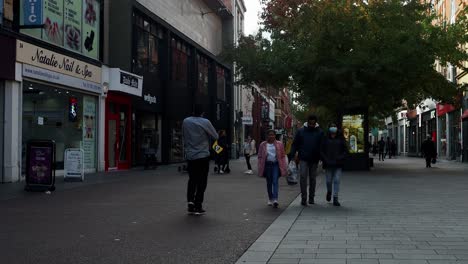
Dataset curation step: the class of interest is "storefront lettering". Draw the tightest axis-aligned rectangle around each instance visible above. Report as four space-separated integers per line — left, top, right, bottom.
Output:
144 94 157 104
120 73 139 89
32 50 59 68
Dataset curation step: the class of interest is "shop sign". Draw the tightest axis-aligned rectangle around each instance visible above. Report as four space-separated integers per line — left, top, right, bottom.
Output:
436 103 456 117
23 64 102 94
19 0 100 59
23 0 43 26
242 116 253 125
64 148 84 181
144 94 157 104
17 40 102 83
109 68 143 97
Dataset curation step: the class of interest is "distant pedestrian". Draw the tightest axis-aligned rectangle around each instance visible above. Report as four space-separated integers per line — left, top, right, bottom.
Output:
422 136 437 168
243 135 256 175
258 130 288 208
215 130 228 174
182 105 218 215
320 124 348 206
290 114 324 206
372 140 378 157
385 137 392 159
391 139 397 158
378 137 386 161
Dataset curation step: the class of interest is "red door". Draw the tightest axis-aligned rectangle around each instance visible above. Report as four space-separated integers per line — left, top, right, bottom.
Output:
105 94 131 171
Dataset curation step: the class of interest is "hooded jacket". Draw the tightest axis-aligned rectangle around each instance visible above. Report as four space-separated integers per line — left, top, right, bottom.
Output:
320 134 349 169
289 122 324 163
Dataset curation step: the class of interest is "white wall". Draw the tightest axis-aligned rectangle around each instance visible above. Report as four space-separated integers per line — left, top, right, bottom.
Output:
137 0 223 55
3 80 22 182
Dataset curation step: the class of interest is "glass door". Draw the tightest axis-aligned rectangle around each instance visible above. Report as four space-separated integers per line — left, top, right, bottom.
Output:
106 101 131 170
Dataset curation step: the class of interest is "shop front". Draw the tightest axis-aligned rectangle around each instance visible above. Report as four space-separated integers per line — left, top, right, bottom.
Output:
406 110 419 156
437 103 461 160
421 109 437 155
16 40 102 175
105 68 143 170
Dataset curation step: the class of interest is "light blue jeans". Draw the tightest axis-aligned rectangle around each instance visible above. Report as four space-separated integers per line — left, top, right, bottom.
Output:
326 168 342 198
265 162 279 200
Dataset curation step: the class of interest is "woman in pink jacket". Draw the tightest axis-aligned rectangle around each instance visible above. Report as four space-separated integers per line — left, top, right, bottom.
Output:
258 130 288 208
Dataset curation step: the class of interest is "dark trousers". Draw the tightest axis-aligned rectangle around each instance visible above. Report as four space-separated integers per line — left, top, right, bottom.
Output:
379 151 385 161
425 157 432 168
187 157 210 209
245 154 252 170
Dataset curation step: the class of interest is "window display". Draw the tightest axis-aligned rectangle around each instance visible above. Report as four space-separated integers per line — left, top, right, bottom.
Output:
22 81 97 171
342 115 365 153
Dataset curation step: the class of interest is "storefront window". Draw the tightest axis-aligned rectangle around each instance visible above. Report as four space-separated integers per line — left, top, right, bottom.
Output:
197 55 209 95
133 12 161 74
22 82 97 171
135 113 160 165
170 120 184 162
439 115 447 158
217 66 226 101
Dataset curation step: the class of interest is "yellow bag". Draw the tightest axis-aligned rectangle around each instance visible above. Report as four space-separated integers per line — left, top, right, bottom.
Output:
212 140 224 154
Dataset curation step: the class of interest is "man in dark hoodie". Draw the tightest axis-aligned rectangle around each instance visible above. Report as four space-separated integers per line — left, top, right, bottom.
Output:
320 123 349 206
290 114 324 206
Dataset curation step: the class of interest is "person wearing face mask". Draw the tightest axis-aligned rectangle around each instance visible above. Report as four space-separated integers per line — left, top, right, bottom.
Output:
258 130 288 208
320 123 349 206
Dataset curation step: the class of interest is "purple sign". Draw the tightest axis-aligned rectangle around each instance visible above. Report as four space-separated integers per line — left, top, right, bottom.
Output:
28 146 53 185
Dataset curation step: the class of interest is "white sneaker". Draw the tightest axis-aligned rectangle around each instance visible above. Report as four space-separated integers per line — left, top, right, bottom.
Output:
267 200 273 206
219 170 224 174
247 170 253 175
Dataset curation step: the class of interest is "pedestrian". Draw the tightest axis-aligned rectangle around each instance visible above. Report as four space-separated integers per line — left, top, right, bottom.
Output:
290 114 324 206
372 140 378 157
385 137 392 159
421 136 437 168
257 130 288 208
182 105 218 215
243 135 256 175
320 123 348 206
378 137 386 161
391 139 397 158
215 130 228 174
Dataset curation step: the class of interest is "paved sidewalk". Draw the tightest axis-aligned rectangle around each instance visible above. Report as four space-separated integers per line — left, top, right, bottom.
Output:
236 157 468 264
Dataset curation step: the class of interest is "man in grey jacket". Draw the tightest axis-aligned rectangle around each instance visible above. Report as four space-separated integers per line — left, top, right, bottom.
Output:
182 105 218 215
289 114 324 206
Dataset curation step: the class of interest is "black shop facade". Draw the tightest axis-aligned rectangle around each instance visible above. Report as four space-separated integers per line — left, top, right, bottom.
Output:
107 3 232 165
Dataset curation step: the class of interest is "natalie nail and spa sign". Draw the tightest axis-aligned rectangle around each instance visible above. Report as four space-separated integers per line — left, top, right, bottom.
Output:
17 40 101 84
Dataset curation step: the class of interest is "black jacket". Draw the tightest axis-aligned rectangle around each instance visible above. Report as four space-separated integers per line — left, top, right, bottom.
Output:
320 136 349 169
290 125 324 163
421 139 436 158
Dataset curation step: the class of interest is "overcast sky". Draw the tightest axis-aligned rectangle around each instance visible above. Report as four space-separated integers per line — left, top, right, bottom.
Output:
244 0 262 35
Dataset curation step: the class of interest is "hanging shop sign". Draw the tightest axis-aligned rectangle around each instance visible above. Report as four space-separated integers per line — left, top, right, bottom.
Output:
22 64 102 94
17 40 102 83
109 68 143 97
19 0 100 60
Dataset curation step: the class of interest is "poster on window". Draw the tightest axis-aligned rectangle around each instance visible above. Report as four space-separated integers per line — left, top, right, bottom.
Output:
64 0 82 51
82 0 100 59
342 115 365 153
43 0 64 46
82 96 96 169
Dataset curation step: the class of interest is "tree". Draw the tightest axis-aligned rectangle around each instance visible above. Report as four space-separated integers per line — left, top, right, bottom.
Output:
230 0 468 120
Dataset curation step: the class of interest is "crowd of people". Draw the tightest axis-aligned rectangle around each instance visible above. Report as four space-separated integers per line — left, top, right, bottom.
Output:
372 137 397 161
181 108 348 215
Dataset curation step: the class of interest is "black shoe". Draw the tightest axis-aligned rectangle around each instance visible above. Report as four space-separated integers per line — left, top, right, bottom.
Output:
273 201 279 208
195 208 206 215
308 198 315 205
301 200 307 206
326 192 332 202
187 202 195 214
333 197 341 207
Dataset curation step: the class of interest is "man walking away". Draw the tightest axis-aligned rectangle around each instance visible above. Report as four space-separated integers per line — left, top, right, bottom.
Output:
243 136 256 175
422 136 437 168
385 137 392 159
391 139 397 158
290 114 324 206
320 123 348 206
183 105 218 215
378 137 386 161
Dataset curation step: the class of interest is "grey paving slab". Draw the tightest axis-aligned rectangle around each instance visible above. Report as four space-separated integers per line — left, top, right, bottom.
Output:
237 157 468 264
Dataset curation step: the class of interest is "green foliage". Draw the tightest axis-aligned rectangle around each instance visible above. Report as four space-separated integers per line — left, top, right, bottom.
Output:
230 0 468 119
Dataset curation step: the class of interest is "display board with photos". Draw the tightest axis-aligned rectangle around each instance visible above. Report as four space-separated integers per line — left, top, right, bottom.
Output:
20 0 100 60
342 115 365 154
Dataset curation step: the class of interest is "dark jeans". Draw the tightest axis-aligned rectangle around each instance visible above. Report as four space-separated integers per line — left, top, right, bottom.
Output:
425 157 432 168
299 161 318 201
187 157 210 209
379 151 385 161
245 154 252 170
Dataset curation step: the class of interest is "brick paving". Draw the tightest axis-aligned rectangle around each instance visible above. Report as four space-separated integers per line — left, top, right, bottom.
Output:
236 157 468 264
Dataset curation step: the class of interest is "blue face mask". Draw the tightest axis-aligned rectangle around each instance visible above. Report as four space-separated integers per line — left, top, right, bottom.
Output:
329 127 338 133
